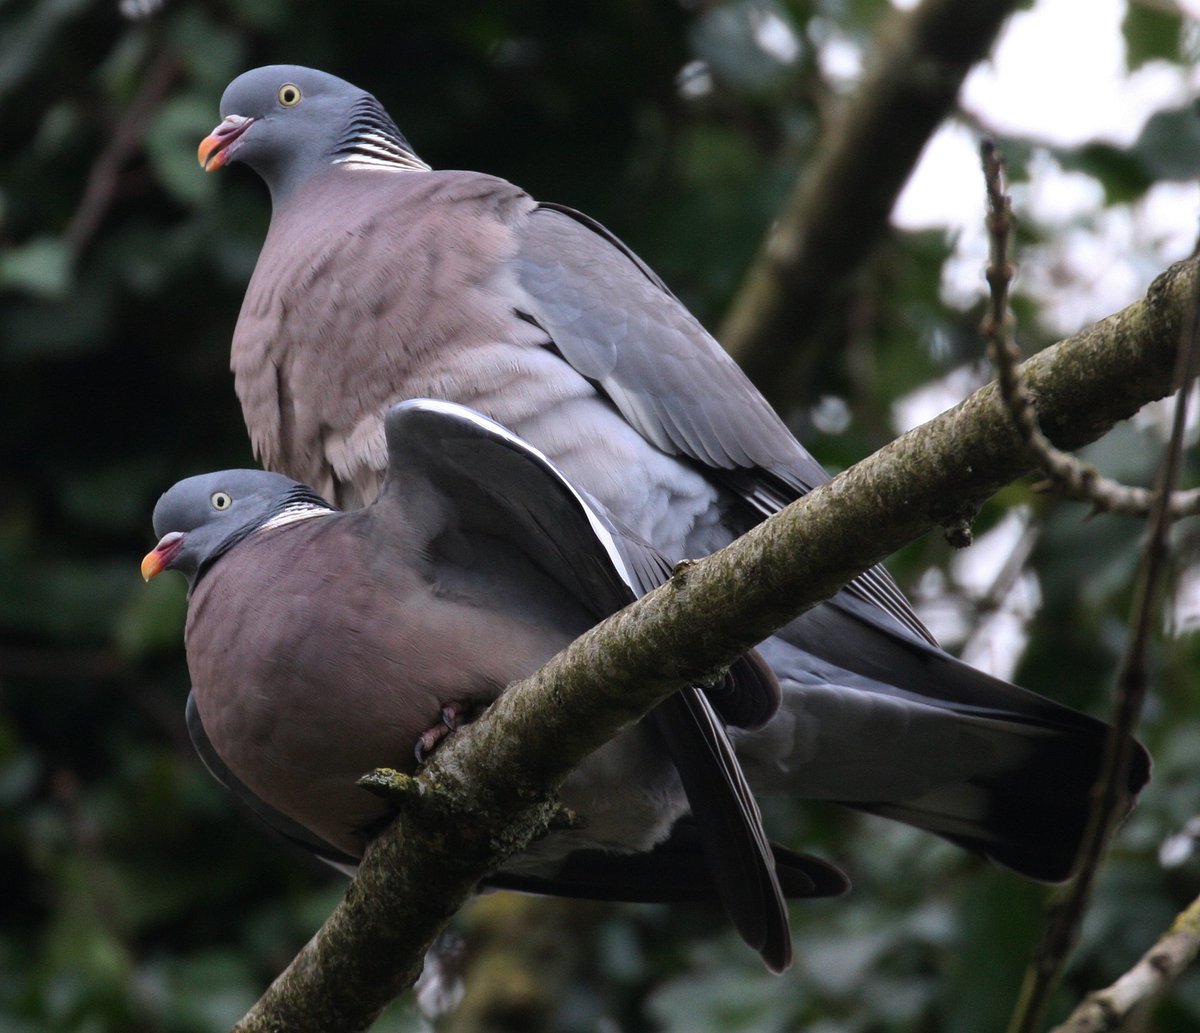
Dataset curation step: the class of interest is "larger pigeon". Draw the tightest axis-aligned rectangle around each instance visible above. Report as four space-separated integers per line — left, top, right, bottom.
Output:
200 65 1150 883
143 400 857 972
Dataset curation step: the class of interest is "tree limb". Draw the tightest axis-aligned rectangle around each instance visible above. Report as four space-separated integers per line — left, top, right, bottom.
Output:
718 0 1022 400
233 258 1196 1033
1047 893 1200 1033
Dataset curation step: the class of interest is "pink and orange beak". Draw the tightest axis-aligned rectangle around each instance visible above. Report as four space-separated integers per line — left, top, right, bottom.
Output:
141 531 185 582
198 114 255 172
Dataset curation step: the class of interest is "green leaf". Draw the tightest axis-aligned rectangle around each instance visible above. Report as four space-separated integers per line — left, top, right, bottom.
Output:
1122 3 1182 70
113 574 187 661
0 281 112 359
144 96 219 207
1133 103 1200 181
166 8 247 92
0 237 71 300
1059 142 1153 204
224 0 289 32
690 0 804 96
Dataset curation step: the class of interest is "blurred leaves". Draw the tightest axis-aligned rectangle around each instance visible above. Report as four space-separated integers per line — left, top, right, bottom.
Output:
690 0 804 96
1122 2 1184 69
0 1 1197 1031
1066 101 1200 202
1134 103 1200 181
144 95 219 206
0 236 71 299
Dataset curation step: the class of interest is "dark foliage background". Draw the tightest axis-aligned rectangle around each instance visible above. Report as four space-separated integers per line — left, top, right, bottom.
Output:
1 1 1198 1030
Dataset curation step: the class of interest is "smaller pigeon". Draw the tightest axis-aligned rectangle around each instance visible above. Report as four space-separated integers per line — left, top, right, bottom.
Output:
142 399 850 973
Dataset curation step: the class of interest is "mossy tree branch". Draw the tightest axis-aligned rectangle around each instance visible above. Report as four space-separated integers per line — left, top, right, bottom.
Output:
233 258 1196 1033
1047 893 1200 1033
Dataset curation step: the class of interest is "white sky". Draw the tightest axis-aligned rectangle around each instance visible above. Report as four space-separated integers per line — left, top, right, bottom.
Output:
893 0 1200 343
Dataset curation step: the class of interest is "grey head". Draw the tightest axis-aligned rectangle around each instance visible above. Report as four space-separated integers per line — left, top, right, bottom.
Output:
198 65 428 206
142 469 333 588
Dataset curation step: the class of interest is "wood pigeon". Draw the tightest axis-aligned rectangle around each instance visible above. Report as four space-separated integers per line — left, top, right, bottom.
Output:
143 399 857 973
199 65 1151 885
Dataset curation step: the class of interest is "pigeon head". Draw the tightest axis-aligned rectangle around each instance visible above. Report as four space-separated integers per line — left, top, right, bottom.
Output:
199 65 426 206
142 469 329 588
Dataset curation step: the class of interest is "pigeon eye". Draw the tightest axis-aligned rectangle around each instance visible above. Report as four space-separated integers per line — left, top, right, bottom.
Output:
211 491 233 511
278 83 302 107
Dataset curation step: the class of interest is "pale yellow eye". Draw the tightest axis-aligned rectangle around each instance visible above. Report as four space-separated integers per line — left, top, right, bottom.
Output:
278 83 302 107
211 491 233 511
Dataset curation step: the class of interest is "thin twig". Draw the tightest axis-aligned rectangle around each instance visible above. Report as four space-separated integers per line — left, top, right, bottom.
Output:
1002 159 1200 1033
957 515 1039 670
63 50 180 258
1047 894 1200 1033
979 140 1200 518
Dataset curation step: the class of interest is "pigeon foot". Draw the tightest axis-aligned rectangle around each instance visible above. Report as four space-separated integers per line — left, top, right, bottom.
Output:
414 703 465 765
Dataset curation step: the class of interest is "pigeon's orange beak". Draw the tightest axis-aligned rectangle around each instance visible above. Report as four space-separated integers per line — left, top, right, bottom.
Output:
198 114 254 172
141 531 185 581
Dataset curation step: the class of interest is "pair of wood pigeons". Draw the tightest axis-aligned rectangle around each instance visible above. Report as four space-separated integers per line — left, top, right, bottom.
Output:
143 65 1150 972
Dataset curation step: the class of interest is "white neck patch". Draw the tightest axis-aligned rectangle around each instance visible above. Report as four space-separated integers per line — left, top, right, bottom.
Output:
257 502 337 533
332 136 431 173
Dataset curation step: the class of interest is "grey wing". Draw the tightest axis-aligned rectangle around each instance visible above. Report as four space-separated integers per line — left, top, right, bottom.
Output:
486 826 849 902
186 691 360 871
381 398 779 726
562 486 780 730
651 688 792 970
381 399 791 966
511 203 936 647
513 204 826 484
383 399 652 614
